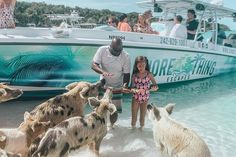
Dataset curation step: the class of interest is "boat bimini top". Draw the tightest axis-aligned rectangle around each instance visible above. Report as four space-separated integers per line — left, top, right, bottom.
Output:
137 0 236 18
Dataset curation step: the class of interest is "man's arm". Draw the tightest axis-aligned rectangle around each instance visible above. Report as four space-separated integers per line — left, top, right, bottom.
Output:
91 62 103 74
123 73 130 88
91 46 105 75
91 62 113 77
110 73 130 94
123 53 131 88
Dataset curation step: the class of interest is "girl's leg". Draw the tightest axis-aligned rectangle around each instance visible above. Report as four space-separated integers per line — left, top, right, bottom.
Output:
131 98 139 128
139 102 147 129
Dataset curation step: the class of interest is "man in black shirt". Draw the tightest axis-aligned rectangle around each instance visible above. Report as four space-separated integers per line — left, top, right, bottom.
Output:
186 9 199 40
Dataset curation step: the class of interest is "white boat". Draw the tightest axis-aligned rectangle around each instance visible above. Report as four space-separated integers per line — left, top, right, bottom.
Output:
0 0 236 96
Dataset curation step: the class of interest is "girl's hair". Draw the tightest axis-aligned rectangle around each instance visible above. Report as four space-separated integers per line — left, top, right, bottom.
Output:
132 56 150 75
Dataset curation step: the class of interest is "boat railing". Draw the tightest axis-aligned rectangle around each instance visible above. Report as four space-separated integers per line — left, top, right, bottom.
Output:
1 27 236 57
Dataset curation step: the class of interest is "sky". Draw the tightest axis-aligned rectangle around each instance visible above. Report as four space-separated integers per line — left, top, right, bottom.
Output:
18 0 236 30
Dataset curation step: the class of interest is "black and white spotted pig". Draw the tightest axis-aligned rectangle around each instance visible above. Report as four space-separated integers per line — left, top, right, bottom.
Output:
32 88 116 157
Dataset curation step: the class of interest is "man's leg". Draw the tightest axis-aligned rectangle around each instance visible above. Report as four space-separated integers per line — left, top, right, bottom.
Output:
109 93 122 127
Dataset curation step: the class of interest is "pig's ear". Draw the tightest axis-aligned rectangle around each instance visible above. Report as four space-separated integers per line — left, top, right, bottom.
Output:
16 153 21 157
80 86 90 98
0 88 7 96
88 97 100 108
0 82 10 85
107 103 117 115
165 103 175 115
153 106 161 121
147 103 153 110
65 82 78 90
0 135 6 142
24 111 34 122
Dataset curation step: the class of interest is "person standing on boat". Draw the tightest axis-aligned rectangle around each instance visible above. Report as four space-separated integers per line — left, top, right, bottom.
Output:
133 14 159 34
143 10 152 25
0 0 16 28
141 10 159 35
186 9 199 40
169 15 187 39
91 38 131 128
216 23 226 45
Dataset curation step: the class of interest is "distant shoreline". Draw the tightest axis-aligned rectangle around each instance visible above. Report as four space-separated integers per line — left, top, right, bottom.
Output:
15 1 138 27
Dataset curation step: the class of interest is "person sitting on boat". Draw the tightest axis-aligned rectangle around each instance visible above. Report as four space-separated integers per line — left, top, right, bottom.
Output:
117 13 131 32
210 23 227 45
186 9 199 40
143 10 152 26
94 16 119 31
143 10 159 35
133 14 159 34
169 15 187 39
91 37 131 129
216 23 226 45
0 0 16 28
107 16 119 28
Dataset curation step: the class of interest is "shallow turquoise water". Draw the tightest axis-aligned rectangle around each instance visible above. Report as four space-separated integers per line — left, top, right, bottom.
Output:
0 72 236 157
120 72 236 157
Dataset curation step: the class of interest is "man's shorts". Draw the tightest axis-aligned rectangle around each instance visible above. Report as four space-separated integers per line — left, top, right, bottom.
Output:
99 92 123 113
112 93 123 113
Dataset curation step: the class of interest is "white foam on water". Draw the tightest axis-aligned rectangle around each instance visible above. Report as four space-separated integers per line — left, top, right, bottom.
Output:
69 126 162 157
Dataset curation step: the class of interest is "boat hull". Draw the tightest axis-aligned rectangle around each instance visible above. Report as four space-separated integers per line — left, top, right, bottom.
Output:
1 43 236 91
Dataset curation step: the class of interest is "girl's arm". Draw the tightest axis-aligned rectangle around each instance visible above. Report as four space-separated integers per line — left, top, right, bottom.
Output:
130 75 139 93
149 73 159 91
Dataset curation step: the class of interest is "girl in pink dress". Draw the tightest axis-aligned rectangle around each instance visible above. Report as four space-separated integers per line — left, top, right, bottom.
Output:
130 56 158 130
